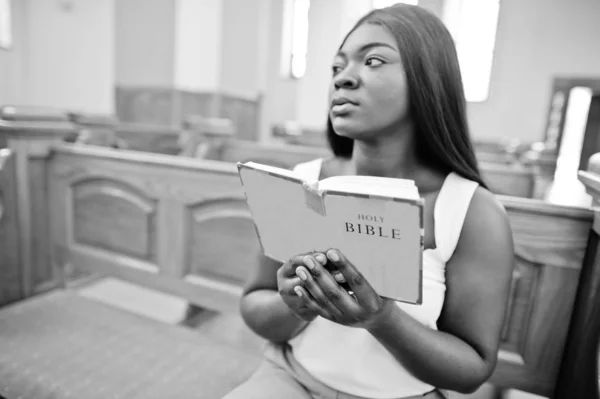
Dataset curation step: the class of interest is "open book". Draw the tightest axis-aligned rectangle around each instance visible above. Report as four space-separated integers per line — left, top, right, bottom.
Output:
237 161 424 304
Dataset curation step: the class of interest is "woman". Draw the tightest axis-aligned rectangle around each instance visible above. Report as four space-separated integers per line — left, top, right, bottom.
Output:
224 4 513 399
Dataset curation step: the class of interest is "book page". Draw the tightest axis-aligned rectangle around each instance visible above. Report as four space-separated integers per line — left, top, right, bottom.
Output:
324 194 423 303
239 167 331 263
319 176 419 200
241 161 301 181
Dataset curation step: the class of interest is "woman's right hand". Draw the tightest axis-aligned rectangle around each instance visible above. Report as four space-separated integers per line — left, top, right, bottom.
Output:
277 253 327 322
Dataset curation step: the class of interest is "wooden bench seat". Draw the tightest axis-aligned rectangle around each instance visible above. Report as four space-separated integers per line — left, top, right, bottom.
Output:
0 290 261 399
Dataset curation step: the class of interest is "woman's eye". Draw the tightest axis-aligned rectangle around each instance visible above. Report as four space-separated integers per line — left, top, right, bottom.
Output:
332 65 343 75
365 57 384 67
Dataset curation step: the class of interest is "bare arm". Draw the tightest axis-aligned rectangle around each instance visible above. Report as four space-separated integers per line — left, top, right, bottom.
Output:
240 252 315 343
366 187 514 392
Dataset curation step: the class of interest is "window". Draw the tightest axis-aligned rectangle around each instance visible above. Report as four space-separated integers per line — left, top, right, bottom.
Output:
546 87 593 206
0 0 11 50
281 0 310 79
443 0 501 102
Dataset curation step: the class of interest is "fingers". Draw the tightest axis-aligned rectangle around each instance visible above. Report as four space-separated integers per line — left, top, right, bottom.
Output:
303 254 358 312
293 285 334 320
279 253 327 277
278 276 304 297
296 265 344 319
297 253 360 316
326 249 380 311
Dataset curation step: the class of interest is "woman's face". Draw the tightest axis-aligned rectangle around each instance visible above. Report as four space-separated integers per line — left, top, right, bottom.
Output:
329 23 410 141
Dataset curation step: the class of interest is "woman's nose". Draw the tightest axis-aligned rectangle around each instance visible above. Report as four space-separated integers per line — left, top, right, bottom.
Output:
333 72 358 89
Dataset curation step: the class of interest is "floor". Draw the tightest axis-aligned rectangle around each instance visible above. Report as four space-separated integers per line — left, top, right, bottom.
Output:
76 277 545 399
0 290 260 399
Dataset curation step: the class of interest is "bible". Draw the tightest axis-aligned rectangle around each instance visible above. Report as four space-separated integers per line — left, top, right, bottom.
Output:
237 161 424 304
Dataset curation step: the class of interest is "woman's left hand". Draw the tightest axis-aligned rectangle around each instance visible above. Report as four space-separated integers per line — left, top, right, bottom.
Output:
294 249 394 329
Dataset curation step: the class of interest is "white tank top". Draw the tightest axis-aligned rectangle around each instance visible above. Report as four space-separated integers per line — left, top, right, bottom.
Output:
289 158 479 398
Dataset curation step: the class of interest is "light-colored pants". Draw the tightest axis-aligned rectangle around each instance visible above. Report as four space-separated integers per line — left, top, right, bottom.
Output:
222 343 446 399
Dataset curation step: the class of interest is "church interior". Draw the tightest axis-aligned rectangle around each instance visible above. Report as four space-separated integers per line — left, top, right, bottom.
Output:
1 0 600 398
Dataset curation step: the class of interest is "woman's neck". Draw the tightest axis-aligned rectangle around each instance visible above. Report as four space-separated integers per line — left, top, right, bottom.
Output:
351 130 422 180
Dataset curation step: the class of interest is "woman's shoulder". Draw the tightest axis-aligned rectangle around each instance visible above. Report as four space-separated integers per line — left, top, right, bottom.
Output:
460 186 513 254
469 186 508 222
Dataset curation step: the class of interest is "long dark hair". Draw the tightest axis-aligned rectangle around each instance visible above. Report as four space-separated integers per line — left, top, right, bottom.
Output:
327 4 486 188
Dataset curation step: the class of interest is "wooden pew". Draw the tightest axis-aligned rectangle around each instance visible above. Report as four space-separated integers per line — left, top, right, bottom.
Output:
0 106 77 299
489 195 594 397
109 122 543 198
111 121 329 167
43 146 600 398
67 112 127 149
522 142 559 199
115 86 262 141
111 117 533 171
217 141 539 198
480 162 536 198
219 140 330 169
271 122 532 165
116 123 181 155
1 111 600 397
0 145 264 399
178 115 236 158
48 145 256 313
118 126 541 199
0 148 20 306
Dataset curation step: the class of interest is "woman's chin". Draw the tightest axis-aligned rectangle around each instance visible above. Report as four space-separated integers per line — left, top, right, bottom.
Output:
331 118 368 140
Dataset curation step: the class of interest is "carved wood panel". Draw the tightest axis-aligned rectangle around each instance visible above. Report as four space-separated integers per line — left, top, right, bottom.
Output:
499 258 540 354
71 177 158 262
188 198 260 285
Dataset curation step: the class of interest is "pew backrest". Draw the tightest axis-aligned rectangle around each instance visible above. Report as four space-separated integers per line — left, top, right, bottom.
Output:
178 116 235 159
68 112 126 149
48 144 260 313
116 123 181 155
219 140 331 169
480 162 536 198
108 124 543 200
218 141 538 198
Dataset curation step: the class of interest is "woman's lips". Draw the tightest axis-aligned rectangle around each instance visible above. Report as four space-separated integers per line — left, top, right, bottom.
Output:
331 102 356 116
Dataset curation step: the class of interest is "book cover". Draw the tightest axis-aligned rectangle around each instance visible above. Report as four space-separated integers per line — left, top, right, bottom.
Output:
237 162 424 304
